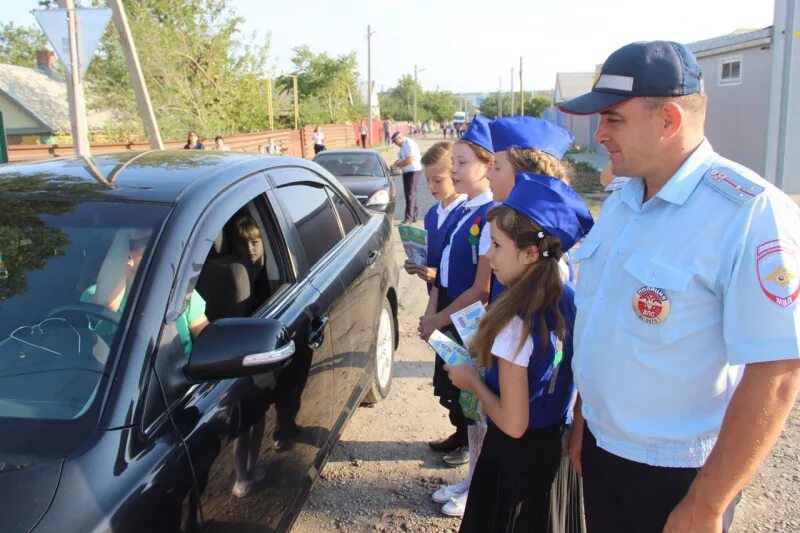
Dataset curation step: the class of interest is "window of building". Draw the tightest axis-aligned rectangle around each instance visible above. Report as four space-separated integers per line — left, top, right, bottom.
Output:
719 57 742 86
275 184 343 267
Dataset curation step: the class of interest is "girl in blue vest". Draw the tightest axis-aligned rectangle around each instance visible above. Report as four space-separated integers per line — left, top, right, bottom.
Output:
445 175 590 532
403 142 466 289
419 116 495 513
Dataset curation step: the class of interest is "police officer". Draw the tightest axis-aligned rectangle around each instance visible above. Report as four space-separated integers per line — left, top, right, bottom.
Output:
559 41 800 532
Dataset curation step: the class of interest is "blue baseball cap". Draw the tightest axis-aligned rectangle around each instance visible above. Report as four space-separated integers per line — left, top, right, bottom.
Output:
504 173 593 251
558 41 703 116
461 114 494 154
490 117 574 160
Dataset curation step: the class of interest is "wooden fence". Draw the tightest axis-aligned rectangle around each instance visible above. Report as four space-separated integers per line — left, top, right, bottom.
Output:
6 121 412 163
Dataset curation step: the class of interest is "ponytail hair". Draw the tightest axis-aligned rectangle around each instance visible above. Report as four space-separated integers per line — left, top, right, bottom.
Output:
469 205 566 369
506 147 573 185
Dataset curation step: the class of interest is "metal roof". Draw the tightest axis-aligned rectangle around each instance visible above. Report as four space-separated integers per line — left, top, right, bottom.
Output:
0 63 110 133
687 27 773 55
554 72 595 103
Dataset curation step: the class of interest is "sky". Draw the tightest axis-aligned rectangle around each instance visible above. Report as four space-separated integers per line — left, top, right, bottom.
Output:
3 0 775 94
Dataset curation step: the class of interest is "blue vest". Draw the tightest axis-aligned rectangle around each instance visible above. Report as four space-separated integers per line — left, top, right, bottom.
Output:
424 202 465 271
485 282 577 430
443 201 495 300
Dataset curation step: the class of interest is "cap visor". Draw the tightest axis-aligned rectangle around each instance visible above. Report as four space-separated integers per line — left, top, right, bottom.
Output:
557 92 632 116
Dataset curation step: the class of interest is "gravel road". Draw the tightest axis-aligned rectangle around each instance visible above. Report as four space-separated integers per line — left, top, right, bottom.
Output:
291 136 800 532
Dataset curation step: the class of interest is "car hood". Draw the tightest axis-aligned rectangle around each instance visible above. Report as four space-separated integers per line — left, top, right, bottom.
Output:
0 459 62 531
335 175 389 197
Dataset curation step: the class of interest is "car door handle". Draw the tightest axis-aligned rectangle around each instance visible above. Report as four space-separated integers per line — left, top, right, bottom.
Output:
367 250 380 266
308 315 330 350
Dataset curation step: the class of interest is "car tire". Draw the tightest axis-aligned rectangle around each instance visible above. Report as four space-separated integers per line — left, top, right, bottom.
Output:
363 298 395 404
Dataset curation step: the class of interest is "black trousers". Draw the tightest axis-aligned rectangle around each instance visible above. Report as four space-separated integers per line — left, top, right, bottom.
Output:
582 427 740 533
402 171 419 223
432 287 469 441
360 133 367 147
460 424 562 533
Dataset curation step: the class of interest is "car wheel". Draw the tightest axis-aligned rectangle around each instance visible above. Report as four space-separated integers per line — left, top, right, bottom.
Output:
363 298 394 404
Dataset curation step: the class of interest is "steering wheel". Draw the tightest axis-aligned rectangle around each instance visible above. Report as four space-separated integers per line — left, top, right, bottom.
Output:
47 302 122 328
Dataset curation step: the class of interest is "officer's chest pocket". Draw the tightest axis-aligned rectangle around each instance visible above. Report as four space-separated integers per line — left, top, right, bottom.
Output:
620 253 696 344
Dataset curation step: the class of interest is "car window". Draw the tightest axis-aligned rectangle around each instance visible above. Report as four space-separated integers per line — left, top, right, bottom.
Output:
275 184 343 267
0 200 169 421
314 153 384 177
327 187 359 235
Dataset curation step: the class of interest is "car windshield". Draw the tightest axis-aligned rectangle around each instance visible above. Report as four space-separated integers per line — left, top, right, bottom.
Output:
315 153 384 177
0 199 168 427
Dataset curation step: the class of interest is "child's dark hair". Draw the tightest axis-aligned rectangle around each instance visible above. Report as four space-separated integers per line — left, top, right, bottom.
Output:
469 205 565 369
506 147 573 185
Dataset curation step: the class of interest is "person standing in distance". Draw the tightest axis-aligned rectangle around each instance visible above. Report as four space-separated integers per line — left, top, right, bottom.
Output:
391 131 423 224
312 126 325 155
559 41 800 533
360 121 368 148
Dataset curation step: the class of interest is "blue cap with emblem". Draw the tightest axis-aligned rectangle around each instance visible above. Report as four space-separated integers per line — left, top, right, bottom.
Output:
489 116 574 160
461 114 494 154
558 41 703 116
505 173 593 251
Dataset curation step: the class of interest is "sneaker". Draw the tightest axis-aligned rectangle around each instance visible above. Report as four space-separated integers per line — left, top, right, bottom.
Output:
428 432 466 453
432 483 466 504
441 492 468 517
231 479 253 498
442 445 470 466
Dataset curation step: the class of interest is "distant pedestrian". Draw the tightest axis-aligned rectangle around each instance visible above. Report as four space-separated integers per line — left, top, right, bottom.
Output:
383 118 392 145
390 131 422 224
266 138 281 155
184 130 204 150
312 126 326 155
360 121 368 148
213 135 230 151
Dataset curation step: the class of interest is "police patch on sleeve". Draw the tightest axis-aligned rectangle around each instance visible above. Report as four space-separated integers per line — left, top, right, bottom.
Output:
757 239 800 308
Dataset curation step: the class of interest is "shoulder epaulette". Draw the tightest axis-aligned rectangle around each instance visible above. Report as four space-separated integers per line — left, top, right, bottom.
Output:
703 167 764 204
604 176 630 192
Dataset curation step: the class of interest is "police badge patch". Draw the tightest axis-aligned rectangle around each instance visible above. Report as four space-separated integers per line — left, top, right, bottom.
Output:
757 239 800 308
632 286 670 324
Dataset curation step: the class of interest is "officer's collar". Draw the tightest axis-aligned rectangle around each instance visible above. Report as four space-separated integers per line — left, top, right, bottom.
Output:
653 139 715 206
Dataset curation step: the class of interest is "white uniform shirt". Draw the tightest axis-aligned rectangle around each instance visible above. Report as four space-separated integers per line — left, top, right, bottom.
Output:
397 138 422 172
436 195 467 229
312 131 325 145
491 316 534 367
572 139 800 467
440 190 493 288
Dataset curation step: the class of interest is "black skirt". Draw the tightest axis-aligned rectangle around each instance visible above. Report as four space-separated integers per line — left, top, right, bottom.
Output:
459 423 562 533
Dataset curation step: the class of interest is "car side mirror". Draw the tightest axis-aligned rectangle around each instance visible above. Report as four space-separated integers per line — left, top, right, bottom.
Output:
390 167 402 177
184 318 294 381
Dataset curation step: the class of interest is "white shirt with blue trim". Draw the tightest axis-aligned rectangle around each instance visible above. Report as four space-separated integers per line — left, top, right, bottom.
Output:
572 139 800 468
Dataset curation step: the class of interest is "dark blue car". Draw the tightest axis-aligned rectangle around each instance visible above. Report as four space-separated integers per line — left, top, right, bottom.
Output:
0 151 399 532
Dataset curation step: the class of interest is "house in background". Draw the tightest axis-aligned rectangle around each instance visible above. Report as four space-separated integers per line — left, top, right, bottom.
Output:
0 50 109 144
687 28 773 177
544 72 602 153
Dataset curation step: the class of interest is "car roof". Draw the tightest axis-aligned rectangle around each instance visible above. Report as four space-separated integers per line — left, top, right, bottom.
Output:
314 149 382 157
0 151 312 204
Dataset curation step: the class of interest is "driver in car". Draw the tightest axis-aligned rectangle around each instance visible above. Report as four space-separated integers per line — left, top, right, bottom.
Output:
82 228 209 363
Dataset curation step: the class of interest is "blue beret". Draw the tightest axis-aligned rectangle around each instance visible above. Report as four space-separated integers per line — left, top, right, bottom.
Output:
461 114 494 154
489 117 574 160
504 172 594 251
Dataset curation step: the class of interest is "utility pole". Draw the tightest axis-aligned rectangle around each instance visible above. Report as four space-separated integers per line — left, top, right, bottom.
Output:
366 24 376 147
266 76 274 130
58 0 90 157
510 68 515 117
413 65 419 124
519 56 525 116
292 75 299 130
109 0 163 149
497 76 502 118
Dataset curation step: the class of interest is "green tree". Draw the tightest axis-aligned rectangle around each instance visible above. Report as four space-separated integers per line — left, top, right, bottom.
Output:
85 0 272 140
0 22 48 68
479 92 552 119
421 90 458 123
379 74 427 121
277 45 362 125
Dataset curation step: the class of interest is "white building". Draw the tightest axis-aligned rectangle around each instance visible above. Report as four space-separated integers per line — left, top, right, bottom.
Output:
544 72 603 153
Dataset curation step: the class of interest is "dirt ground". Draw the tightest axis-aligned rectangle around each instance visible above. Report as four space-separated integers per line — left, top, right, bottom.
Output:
291 136 800 533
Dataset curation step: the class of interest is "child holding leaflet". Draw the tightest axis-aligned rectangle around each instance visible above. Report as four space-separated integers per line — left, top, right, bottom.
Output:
445 175 590 532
